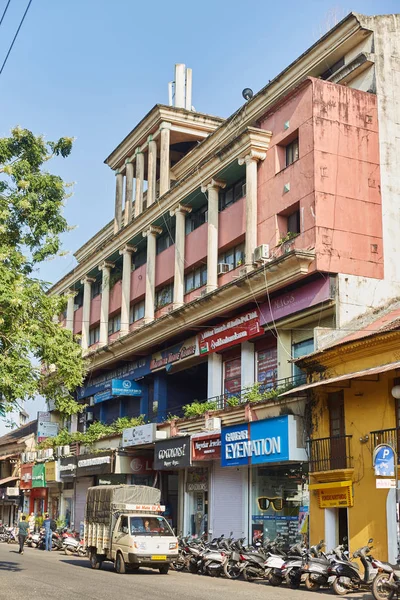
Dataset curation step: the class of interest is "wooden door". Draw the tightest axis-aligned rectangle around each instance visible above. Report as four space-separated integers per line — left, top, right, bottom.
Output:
328 392 346 469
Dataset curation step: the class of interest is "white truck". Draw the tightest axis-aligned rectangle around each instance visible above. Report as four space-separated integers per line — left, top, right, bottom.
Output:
84 485 178 574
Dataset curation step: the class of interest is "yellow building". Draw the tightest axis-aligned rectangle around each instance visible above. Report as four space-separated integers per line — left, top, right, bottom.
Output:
281 306 400 562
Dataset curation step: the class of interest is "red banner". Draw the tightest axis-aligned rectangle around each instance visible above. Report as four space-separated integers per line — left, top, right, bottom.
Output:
199 310 262 355
192 434 221 461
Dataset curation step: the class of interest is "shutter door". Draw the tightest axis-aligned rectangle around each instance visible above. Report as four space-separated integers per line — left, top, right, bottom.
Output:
210 463 247 538
74 477 94 530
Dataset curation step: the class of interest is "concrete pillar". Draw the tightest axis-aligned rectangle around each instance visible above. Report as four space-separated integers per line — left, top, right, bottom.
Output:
238 151 266 268
119 245 136 336
160 123 171 196
143 225 162 323
201 179 226 293
241 341 255 389
277 329 292 382
65 290 77 332
134 152 144 218
114 172 124 234
98 261 114 346
80 276 95 350
170 204 191 308
207 352 222 399
147 138 157 207
175 64 186 108
124 161 134 226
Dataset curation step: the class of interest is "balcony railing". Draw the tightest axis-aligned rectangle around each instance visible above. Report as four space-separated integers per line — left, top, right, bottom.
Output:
371 428 400 462
308 435 353 472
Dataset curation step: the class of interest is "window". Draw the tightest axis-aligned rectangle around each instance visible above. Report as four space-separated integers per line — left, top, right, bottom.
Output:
224 357 241 396
257 347 278 391
119 516 129 534
219 178 245 212
134 248 146 269
91 279 102 299
185 205 208 234
108 313 121 335
285 138 299 167
218 243 245 271
130 516 173 536
129 300 145 323
185 265 207 293
292 338 314 383
110 266 122 287
156 226 175 254
89 326 100 346
155 284 173 309
287 209 300 235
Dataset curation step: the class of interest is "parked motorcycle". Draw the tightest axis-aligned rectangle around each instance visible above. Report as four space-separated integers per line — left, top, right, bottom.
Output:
328 538 377 595
281 542 307 589
371 556 400 600
63 535 86 556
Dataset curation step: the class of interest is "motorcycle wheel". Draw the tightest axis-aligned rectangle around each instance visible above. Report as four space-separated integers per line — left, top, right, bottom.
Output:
285 570 301 589
223 561 241 580
243 568 260 582
188 562 198 574
268 573 283 587
372 574 395 600
172 559 186 572
304 575 321 591
64 547 74 556
333 577 350 596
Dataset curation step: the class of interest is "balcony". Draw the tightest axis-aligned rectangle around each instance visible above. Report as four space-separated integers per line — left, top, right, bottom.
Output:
371 428 399 461
308 435 353 481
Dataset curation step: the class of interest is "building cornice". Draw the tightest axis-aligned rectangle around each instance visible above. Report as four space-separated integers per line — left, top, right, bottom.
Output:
83 250 315 372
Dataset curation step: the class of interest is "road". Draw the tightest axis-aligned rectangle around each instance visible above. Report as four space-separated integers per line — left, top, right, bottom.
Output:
0 543 371 600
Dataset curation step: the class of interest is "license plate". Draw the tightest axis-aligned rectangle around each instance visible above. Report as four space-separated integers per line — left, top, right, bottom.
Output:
151 555 167 561
328 576 336 584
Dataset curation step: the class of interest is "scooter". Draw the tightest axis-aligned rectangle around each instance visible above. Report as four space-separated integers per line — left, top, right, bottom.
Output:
63 536 86 556
328 538 377 595
303 541 348 591
371 556 400 600
281 542 307 589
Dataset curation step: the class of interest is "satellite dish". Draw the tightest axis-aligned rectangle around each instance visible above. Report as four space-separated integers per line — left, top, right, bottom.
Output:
242 88 253 101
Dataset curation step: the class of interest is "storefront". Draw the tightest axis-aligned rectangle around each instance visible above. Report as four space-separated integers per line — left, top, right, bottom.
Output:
20 463 32 515
75 451 114 533
114 453 155 486
45 460 61 520
31 463 48 516
59 456 77 529
0 487 20 526
221 415 309 545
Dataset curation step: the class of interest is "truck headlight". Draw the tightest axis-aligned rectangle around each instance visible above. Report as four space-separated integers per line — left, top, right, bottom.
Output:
169 542 178 550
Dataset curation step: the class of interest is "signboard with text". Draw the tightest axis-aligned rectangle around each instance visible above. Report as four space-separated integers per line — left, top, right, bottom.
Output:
37 420 59 443
150 338 198 371
318 486 354 508
373 444 395 477
122 423 157 448
154 436 191 470
76 452 114 477
199 310 262 355
192 433 221 461
32 463 46 488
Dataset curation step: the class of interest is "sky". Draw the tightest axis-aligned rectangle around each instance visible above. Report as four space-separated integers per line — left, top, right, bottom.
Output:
0 0 398 428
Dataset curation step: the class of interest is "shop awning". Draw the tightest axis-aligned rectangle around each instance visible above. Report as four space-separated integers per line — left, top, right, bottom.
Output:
0 454 18 461
309 480 352 491
0 476 19 486
280 360 400 397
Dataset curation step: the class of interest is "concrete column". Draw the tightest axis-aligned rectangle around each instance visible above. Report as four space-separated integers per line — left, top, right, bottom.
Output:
124 161 134 226
159 123 171 196
143 225 162 323
241 341 255 389
134 151 144 218
65 290 77 332
170 204 192 308
114 172 124 234
207 352 222 399
80 276 95 350
98 261 114 346
277 329 292 381
119 245 136 336
147 139 157 207
238 150 266 268
201 179 226 293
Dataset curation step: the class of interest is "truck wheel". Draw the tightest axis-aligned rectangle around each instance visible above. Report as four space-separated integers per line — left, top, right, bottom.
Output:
159 565 169 575
90 551 102 570
115 552 126 575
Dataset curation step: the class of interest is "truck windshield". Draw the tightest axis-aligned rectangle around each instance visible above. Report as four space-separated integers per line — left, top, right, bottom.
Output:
130 516 173 536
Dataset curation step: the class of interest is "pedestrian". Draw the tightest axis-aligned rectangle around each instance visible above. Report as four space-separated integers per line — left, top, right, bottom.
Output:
28 512 35 533
17 515 29 554
43 513 52 552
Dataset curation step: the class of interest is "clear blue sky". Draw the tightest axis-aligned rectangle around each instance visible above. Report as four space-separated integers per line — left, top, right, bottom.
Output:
1 0 398 287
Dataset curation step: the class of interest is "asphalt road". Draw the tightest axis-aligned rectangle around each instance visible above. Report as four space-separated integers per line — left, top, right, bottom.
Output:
0 543 372 600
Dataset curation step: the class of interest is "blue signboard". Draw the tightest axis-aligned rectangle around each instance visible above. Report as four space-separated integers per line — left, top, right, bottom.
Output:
111 379 141 396
374 444 395 476
94 389 113 404
221 416 290 467
76 356 150 400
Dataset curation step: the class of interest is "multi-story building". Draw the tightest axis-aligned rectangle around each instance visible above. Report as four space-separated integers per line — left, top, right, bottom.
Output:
48 13 400 541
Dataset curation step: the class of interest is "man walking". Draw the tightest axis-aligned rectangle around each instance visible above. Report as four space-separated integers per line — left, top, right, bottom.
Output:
43 513 52 552
18 515 29 554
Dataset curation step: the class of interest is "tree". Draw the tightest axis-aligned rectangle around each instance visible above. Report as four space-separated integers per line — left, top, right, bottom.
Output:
0 127 86 416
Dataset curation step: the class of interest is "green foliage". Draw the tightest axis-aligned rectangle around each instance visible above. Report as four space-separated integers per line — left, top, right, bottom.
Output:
56 517 66 529
226 396 240 407
0 127 85 415
241 382 295 404
35 515 44 529
182 400 218 418
278 231 299 246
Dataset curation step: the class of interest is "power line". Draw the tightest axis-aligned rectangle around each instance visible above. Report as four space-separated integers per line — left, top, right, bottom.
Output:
0 0 12 28
0 0 33 77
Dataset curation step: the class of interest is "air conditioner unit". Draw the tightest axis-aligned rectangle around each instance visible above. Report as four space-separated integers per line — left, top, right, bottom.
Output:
217 263 231 275
21 453 26 464
63 445 70 456
44 449 53 459
86 411 94 423
253 244 270 263
205 416 221 431
37 450 43 460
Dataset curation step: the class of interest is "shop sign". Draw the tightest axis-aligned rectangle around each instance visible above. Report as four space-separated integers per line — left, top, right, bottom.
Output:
199 310 262 355
259 277 333 326
221 416 302 467
186 482 208 492
45 460 60 483
94 379 142 404
116 455 154 475
77 356 151 400
318 486 354 508
76 452 114 477
373 444 395 477
150 337 198 371
97 474 127 485
20 464 33 489
154 436 191 470
37 420 59 443
122 423 157 448
376 478 396 489
192 433 221 461
32 463 46 488
59 456 77 479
